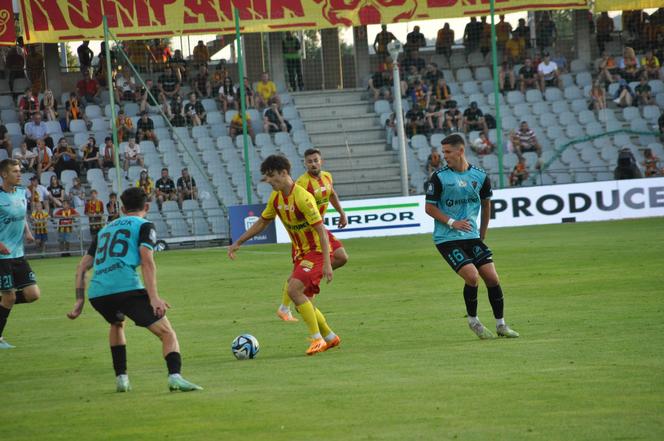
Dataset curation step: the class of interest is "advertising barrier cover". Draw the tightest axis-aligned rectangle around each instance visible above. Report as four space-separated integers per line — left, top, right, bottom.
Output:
229 203 276 245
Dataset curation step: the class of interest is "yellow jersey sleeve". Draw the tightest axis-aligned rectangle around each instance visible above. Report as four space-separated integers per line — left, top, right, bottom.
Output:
295 187 322 227
261 191 278 221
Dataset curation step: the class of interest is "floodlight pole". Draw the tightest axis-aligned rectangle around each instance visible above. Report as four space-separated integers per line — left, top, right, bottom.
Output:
103 16 123 193
234 8 252 205
390 42 409 196
489 0 505 188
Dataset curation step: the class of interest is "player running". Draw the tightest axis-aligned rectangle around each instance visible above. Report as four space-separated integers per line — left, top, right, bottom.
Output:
424 134 519 339
228 155 341 355
0 159 41 349
68 187 202 392
276 148 348 322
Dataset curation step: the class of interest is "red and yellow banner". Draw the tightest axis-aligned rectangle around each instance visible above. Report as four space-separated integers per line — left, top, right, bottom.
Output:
20 0 589 44
0 0 17 46
595 0 661 11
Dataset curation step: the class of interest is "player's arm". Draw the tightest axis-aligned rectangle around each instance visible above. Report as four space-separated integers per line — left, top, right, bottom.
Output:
329 188 347 229
24 218 34 243
68 238 97 319
138 223 169 318
423 177 472 231
227 217 273 259
313 221 333 283
478 176 493 241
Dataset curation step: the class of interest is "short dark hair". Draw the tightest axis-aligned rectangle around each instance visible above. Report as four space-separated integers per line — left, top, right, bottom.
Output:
0 158 20 174
260 155 291 175
121 187 148 212
441 134 465 148
161 167 168 172
304 148 322 158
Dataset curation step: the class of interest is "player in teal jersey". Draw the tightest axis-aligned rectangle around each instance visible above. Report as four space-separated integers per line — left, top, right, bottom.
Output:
0 159 40 349
425 134 519 339
67 187 202 392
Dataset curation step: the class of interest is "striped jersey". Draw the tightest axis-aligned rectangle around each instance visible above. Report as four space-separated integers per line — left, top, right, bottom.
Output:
31 210 49 234
296 171 334 216
261 184 324 260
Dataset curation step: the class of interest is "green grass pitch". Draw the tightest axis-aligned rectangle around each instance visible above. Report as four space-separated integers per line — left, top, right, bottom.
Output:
2 218 664 440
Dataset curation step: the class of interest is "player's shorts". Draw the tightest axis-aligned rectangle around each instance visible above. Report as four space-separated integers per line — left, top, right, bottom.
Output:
35 233 48 242
89 289 161 327
291 251 326 298
436 239 493 272
0 257 37 291
328 231 343 252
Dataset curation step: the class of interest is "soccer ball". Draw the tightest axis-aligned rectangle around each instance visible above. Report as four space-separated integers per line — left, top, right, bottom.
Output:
231 334 259 360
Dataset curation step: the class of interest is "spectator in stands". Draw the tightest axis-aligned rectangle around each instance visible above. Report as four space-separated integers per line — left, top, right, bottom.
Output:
510 121 542 161
115 68 140 103
424 101 445 133
136 111 159 145
641 50 661 80
430 77 452 107
54 199 79 256
463 17 482 54
597 51 618 85
470 132 495 155
504 34 523 65
218 76 238 112
31 201 48 254
68 177 85 209
519 58 538 93
6 45 25 93
614 147 642 180
136 169 154 201
76 68 101 106
14 141 37 172
25 112 53 149
444 101 463 133
18 87 39 125
513 18 531 51
65 92 86 129
479 16 492 57
435 23 454 57
81 136 101 170
122 138 144 178
406 25 426 53
171 49 187 82
139 79 160 113
95 42 116 87
35 141 52 180
125 39 148 72
256 72 280 109
27 176 49 212
158 64 181 103
595 12 614 54
165 94 186 127
590 82 607 111
641 17 659 52
463 101 488 136
410 80 429 108
373 25 397 63
635 75 654 106
194 65 212 99
41 89 57 122
404 103 427 137
0 124 11 158
499 61 516 92
619 47 642 82
106 192 120 222
536 12 556 51
149 39 169 73
402 49 426 73
659 111 664 142
423 62 443 87
642 148 661 177
101 136 116 170
242 77 256 109
115 109 134 143
26 45 44 94
229 111 255 142
47 174 65 209
52 137 78 178
211 61 228 94
77 41 94 74
155 168 177 210
427 147 443 175
283 31 304 91
263 99 292 133
509 157 529 186
177 167 197 207
537 52 561 91
494 15 512 52
192 40 210 67
551 53 568 74
613 79 635 107
85 189 105 235
368 70 392 101
184 92 206 126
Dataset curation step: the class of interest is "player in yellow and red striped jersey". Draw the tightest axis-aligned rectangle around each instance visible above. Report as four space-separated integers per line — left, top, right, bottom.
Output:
275 148 349 321
228 155 340 356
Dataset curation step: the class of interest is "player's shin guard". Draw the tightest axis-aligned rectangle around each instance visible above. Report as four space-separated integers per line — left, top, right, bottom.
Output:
110 345 127 376
0 305 10 336
165 352 182 375
280 281 291 309
488 285 504 319
314 308 332 337
295 301 321 338
463 284 478 317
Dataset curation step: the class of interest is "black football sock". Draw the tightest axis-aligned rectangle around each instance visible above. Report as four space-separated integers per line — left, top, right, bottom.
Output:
14 290 27 304
165 352 182 375
0 305 10 337
463 284 478 317
488 285 505 319
110 345 127 376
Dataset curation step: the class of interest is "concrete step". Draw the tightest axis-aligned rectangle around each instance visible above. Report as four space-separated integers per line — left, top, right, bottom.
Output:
327 164 402 183
292 89 366 106
310 128 385 145
323 152 396 169
317 142 389 157
297 102 371 120
334 179 403 199
304 115 380 132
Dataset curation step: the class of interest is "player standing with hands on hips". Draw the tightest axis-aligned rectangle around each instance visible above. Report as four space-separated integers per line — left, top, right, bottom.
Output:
0 159 41 349
424 135 519 339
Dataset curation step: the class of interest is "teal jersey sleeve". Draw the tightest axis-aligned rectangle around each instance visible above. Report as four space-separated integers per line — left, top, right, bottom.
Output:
0 187 28 259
